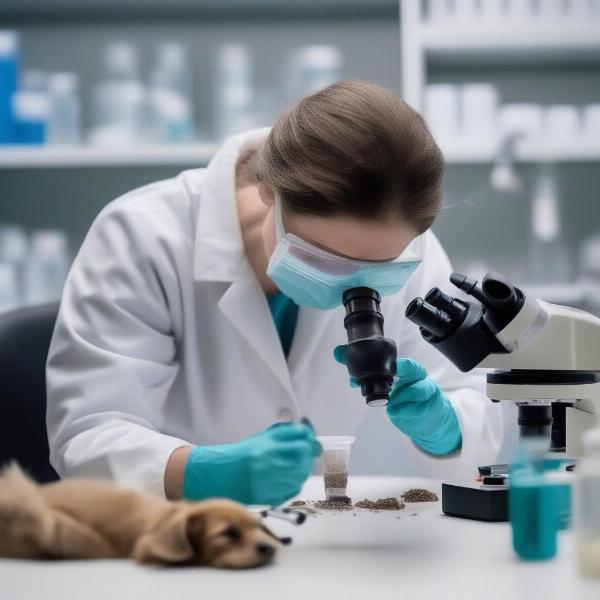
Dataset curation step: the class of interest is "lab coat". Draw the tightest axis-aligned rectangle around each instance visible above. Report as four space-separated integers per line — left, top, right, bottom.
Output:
46 128 511 498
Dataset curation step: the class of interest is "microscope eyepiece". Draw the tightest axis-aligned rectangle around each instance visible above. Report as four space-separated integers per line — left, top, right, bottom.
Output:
405 298 454 339
481 273 515 303
342 287 397 407
424 287 468 321
450 271 525 333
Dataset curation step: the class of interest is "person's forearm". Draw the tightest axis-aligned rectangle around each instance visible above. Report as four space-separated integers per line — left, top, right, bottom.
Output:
164 445 193 499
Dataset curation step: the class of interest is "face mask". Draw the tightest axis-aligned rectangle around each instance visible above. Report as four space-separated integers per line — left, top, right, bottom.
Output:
266 194 423 310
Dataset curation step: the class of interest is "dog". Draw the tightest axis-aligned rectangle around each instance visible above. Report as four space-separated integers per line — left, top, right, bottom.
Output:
0 463 289 568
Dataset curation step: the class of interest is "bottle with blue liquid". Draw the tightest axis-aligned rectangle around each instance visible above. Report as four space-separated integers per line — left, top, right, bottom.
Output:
0 30 19 144
509 405 573 561
12 70 49 145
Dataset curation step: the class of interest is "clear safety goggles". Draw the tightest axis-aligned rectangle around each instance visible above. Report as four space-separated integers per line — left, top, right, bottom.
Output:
274 194 424 276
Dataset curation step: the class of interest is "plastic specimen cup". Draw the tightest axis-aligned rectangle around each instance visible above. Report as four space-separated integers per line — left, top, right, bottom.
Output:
317 436 356 501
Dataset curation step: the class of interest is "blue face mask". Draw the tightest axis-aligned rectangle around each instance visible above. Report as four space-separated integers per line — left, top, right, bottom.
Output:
266 195 423 310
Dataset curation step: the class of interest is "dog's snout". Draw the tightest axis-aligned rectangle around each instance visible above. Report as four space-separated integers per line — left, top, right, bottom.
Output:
256 542 275 559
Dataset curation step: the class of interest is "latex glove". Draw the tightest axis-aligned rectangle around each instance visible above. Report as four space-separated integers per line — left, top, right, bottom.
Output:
334 346 462 455
183 422 322 506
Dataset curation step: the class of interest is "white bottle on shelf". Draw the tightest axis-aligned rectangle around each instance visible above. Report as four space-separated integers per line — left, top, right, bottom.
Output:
24 230 70 305
454 0 481 23
567 0 594 24
427 0 454 23
535 0 567 22
148 43 194 144
89 41 145 147
461 83 499 147
424 84 460 148
546 105 581 145
214 44 256 141
284 45 343 104
528 167 569 284
575 429 600 578
582 104 600 143
479 0 506 24
505 0 536 23
47 72 81 145
499 103 544 144
0 224 28 304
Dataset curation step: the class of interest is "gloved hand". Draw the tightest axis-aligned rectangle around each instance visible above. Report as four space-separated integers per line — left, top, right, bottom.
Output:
183 422 322 506
334 346 462 455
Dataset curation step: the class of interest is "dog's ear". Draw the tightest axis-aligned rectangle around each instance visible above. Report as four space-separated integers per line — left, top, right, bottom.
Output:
133 510 198 564
202 512 235 539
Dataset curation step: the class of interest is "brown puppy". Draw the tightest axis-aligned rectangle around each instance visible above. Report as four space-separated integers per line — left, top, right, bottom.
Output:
0 463 287 568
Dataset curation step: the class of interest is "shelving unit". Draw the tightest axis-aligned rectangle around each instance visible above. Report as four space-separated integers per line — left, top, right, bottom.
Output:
435 139 600 164
400 1 600 163
0 143 219 168
2 139 600 168
420 24 600 66
399 1 600 312
0 0 398 23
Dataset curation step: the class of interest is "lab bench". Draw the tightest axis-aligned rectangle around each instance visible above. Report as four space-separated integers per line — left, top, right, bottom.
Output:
1 476 597 600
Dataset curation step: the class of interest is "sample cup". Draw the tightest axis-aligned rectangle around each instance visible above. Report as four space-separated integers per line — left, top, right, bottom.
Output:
317 436 355 501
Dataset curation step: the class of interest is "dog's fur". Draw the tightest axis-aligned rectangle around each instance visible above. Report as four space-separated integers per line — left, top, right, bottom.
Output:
0 464 285 568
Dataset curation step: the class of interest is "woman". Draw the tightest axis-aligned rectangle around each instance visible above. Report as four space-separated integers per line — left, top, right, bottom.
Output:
46 81 505 505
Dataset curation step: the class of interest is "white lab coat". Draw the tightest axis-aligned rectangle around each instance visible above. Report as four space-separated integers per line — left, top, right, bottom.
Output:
46 128 511 498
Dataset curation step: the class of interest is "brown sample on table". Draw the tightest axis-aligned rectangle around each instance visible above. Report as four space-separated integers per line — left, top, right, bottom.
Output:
313 499 353 511
324 472 348 489
402 489 439 502
290 500 306 506
355 497 405 510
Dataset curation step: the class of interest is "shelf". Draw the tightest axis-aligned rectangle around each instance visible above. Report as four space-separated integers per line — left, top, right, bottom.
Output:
1 139 598 169
0 0 397 23
419 24 600 66
440 140 600 164
0 143 220 169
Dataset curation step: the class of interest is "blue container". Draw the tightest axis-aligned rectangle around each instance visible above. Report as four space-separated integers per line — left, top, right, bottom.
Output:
15 119 45 144
510 467 572 560
0 31 19 144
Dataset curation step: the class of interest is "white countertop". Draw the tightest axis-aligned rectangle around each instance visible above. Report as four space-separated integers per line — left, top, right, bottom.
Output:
1 476 598 600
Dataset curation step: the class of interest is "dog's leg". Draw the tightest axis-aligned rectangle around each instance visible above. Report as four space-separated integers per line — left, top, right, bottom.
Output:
50 510 116 559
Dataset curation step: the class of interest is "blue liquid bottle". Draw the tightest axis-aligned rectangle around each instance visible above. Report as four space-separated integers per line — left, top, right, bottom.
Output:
510 430 572 560
0 31 19 144
13 70 49 145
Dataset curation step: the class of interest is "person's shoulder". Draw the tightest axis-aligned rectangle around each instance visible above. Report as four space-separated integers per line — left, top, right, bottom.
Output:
90 168 206 246
105 168 205 224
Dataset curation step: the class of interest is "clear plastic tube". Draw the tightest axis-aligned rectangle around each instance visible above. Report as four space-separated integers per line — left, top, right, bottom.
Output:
317 436 355 501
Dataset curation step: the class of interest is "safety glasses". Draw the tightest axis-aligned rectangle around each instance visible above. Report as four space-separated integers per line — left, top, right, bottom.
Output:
274 194 424 276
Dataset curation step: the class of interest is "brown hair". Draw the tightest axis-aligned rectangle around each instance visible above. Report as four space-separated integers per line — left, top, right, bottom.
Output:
255 80 444 234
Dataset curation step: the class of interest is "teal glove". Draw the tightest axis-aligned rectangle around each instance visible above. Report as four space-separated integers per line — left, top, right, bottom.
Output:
334 346 462 456
183 422 322 506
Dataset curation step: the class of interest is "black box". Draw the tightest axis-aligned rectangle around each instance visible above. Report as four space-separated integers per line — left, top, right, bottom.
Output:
441 482 508 522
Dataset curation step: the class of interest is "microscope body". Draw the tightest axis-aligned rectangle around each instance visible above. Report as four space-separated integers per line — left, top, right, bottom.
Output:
406 272 600 458
479 299 600 457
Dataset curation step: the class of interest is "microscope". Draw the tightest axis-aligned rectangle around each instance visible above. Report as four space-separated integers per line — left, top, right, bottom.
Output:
341 287 397 407
405 271 600 520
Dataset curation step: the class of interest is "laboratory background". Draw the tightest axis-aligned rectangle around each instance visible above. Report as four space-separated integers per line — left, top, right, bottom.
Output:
2 0 600 477
1 0 600 474
2 1 600 596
